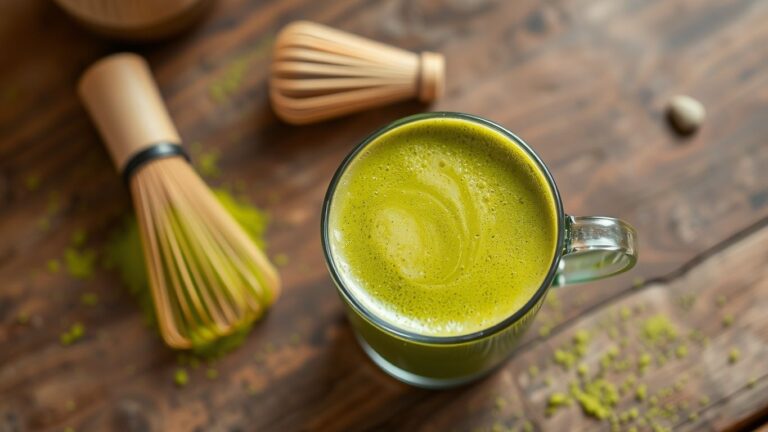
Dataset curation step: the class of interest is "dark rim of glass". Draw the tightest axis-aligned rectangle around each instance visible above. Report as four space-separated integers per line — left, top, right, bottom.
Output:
321 112 565 345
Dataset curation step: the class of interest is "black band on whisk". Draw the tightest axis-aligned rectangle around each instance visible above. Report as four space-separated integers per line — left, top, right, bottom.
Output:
122 142 190 184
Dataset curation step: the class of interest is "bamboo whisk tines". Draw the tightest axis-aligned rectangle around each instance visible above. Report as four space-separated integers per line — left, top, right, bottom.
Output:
270 21 446 125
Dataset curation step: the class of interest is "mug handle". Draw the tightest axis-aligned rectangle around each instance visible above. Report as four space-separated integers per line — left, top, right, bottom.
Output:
553 216 638 287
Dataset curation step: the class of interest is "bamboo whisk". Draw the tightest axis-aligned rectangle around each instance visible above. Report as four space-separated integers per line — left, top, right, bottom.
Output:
54 0 213 41
270 21 445 125
79 53 280 349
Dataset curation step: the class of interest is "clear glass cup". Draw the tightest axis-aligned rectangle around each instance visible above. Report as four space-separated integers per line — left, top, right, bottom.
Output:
321 112 638 389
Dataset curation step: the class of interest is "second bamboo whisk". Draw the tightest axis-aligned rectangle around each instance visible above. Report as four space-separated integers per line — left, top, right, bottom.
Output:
79 53 280 349
270 21 446 124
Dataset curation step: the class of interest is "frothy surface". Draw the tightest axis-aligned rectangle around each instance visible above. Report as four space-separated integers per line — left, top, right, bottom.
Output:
328 117 558 336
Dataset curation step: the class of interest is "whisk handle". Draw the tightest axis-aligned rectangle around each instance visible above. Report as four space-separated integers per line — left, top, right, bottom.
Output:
418 52 445 103
78 53 182 174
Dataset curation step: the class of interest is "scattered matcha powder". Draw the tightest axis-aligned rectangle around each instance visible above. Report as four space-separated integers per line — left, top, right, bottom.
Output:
522 420 533 432
715 295 726 307
174 368 189 387
699 395 710 406
60 322 85 346
273 253 289 267
554 349 576 369
619 306 631 321
635 384 647 401
632 277 645 288
206 368 219 380
538 324 552 337
619 337 629 348
568 379 618 420
16 312 30 325
747 377 757 389
80 292 98 306
38 192 62 231
547 392 570 410
673 380 685 392
641 315 677 345
494 396 507 411
47 259 60 273
728 348 741 364
208 37 272 104
209 59 250 103
675 344 688 358
722 313 734 328
577 363 589 378
71 229 87 247
574 329 591 345
64 248 96 279
197 148 221 178
528 364 539 378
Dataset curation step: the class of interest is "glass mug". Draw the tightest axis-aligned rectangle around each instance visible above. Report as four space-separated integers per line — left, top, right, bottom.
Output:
321 113 637 388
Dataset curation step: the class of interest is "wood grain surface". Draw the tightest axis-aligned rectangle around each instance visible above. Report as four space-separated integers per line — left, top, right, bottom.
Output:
1 0 767 431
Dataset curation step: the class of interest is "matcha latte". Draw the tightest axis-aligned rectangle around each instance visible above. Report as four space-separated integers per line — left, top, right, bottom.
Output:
327 116 558 337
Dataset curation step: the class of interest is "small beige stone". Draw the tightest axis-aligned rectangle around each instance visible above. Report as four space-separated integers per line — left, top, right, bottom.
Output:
667 95 706 135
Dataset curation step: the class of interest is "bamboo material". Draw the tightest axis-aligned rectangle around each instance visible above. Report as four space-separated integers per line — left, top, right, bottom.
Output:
269 21 445 125
55 0 213 41
79 53 180 171
79 53 280 349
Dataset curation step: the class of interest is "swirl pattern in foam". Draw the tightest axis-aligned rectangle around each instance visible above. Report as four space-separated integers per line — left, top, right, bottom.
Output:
328 117 558 337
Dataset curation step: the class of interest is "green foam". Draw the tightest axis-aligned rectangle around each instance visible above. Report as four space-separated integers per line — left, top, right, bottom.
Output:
329 117 558 336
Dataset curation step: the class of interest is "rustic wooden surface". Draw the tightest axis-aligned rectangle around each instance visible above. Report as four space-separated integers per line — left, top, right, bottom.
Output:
1 0 767 431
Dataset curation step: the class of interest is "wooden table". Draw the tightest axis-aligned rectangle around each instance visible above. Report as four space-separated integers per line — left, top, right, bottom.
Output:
1 0 767 431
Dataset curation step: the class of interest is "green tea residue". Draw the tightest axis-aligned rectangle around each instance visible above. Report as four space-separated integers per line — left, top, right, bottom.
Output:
60 322 85 346
569 379 619 420
104 189 269 356
212 189 268 249
722 314 734 327
38 192 62 231
728 348 741 364
273 253 289 267
17 312 30 325
191 143 222 179
71 229 87 247
64 247 97 279
208 36 273 104
174 368 189 387
641 315 677 345
47 259 61 273
546 392 571 415
206 368 219 380
80 292 98 306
